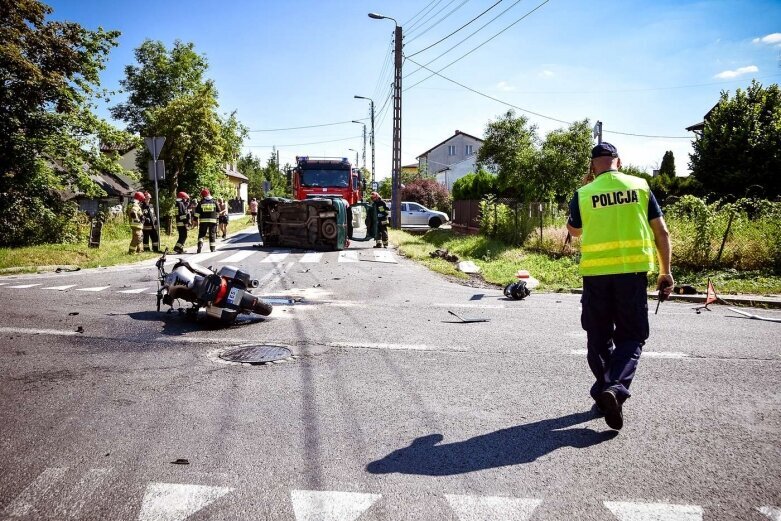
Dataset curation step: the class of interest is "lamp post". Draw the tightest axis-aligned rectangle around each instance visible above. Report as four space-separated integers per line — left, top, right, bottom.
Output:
348 148 359 168
353 95 375 186
351 120 367 170
368 12 402 229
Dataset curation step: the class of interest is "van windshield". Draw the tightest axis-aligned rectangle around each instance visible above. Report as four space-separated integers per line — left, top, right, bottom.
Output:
300 169 350 188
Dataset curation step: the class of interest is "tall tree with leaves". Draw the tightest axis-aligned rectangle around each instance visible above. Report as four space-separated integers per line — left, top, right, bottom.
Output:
690 80 781 198
659 150 676 178
0 0 134 246
536 119 592 202
476 110 539 198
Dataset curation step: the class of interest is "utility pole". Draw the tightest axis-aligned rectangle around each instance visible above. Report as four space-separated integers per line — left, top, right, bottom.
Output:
391 24 402 229
351 120 367 171
594 121 603 144
354 96 375 186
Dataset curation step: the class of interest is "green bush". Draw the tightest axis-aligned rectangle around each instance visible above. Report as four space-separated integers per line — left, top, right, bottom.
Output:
0 192 82 247
479 196 536 246
452 169 497 201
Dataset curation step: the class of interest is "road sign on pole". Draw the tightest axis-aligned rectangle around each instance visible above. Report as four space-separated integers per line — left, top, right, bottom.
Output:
143 136 166 232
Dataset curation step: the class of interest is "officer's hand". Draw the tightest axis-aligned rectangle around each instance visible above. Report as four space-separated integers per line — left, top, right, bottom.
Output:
656 274 674 299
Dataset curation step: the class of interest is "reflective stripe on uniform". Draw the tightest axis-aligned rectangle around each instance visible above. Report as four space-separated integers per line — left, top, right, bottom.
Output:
581 239 654 253
580 254 655 269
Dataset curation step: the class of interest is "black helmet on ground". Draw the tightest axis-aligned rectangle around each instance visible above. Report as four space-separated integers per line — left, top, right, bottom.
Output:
504 280 531 300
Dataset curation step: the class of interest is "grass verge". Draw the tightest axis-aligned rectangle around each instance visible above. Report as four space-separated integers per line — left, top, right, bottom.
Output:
0 216 256 274
390 229 781 295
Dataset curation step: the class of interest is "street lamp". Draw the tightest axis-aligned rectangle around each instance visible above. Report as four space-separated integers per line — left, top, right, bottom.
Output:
368 12 402 229
348 148 359 168
354 95 375 186
351 120 366 170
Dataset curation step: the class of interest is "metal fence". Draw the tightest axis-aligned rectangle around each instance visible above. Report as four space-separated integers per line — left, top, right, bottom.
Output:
452 198 568 246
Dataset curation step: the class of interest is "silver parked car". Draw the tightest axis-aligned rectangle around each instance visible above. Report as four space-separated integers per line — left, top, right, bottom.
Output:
398 201 449 228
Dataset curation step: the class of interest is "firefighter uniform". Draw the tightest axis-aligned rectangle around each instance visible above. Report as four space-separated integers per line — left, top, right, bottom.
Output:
195 190 218 253
174 192 190 253
141 200 160 252
568 142 669 431
371 192 389 248
127 195 145 254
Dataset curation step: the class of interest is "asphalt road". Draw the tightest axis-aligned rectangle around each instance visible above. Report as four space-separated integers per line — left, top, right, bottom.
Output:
0 229 779 520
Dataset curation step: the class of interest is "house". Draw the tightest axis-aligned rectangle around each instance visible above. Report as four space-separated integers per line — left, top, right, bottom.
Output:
416 130 483 176
224 162 249 213
435 156 478 191
401 163 419 176
685 103 718 137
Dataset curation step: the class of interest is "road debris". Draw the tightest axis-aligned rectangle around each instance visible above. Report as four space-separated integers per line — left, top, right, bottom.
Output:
445 310 489 323
728 307 781 323
170 458 190 465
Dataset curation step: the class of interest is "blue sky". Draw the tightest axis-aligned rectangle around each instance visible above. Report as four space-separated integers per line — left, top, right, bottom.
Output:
48 0 781 179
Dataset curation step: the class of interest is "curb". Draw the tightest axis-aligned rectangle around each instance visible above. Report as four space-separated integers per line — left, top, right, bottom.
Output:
569 288 781 309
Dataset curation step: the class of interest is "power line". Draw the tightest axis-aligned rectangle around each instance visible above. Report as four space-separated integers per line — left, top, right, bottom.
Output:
244 135 363 148
248 119 367 132
403 0 526 80
402 0 441 27
405 0 471 45
405 0 461 39
406 0 446 34
371 36 395 101
407 0 503 58
404 57 693 139
406 0 551 90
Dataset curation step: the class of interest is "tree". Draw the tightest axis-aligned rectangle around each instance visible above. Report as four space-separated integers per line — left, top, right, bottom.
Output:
452 169 497 201
113 40 247 209
401 178 451 214
690 80 781 198
659 150 676 178
476 110 539 197
536 119 592 202
0 0 134 246
110 40 208 134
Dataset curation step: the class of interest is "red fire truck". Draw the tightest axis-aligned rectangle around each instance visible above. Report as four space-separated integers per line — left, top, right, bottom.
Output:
292 156 364 205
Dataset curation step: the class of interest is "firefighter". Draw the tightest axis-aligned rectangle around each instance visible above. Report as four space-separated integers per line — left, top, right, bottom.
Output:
194 188 218 253
566 142 673 431
173 191 190 254
141 191 160 252
370 191 389 248
127 192 145 254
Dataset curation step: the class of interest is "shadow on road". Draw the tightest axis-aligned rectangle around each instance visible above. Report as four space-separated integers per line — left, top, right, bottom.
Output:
126 310 266 336
366 410 616 476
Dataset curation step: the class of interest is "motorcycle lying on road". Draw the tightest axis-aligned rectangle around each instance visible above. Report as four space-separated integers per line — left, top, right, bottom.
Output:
155 250 273 324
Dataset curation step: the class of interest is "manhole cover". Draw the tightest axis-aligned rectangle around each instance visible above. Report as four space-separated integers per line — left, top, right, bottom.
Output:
219 344 293 364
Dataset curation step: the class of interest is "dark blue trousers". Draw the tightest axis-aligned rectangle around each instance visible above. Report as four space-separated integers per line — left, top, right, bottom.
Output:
581 273 649 403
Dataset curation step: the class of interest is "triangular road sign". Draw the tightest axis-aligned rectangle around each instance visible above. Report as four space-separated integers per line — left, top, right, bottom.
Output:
137 482 233 521
291 490 381 521
445 494 542 520
604 501 703 520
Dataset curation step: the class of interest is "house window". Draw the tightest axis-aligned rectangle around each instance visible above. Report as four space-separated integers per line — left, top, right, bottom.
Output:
447 145 456 156
465 145 474 156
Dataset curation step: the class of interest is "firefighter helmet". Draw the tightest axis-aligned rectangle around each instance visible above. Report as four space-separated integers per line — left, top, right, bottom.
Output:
200 188 210 197
177 191 189 200
133 191 145 202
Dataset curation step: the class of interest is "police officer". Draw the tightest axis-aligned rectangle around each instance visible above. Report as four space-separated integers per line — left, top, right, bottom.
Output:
194 188 218 253
141 191 160 252
173 191 190 254
127 191 145 254
370 191 389 248
566 142 673 431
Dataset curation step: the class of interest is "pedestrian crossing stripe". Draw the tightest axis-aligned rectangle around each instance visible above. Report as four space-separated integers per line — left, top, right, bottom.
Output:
43 285 77 291
218 249 255 263
76 286 111 292
1 470 776 519
117 287 152 294
7 283 41 289
261 252 291 263
338 250 359 262
300 252 323 263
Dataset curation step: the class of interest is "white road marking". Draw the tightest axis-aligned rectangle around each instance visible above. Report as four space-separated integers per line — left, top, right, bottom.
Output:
7 283 41 289
42 285 77 291
0 282 7 286
757 506 781 520
445 495 542 520
218 250 255 263
604 501 703 520
338 251 359 262
0 326 79 337
570 349 688 359
187 251 223 264
372 250 397 263
261 252 290 263
432 303 506 309
118 287 152 294
137 482 234 521
290 490 381 521
300 252 324 263
329 341 468 352
76 286 111 292
3 467 68 517
54 468 111 520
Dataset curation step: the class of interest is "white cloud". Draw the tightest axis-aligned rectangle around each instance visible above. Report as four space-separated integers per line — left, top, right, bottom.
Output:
752 33 781 45
496 81 515 92
538 70 555 78
714 65 759 79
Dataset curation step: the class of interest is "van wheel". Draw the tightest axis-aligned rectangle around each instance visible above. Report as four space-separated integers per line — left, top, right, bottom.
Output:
428 217 442 228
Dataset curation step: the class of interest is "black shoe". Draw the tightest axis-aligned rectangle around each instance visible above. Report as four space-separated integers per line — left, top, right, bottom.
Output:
374 244 382 248
197 247 202 254
591 401 605 417
597 389 623 430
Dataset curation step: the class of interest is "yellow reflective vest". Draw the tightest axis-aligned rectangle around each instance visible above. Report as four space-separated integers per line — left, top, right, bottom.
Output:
577 171 656 276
